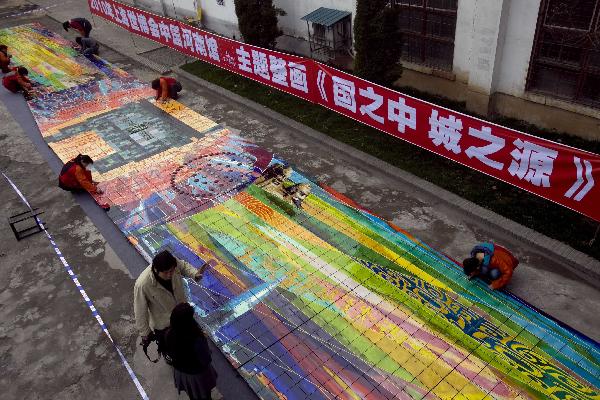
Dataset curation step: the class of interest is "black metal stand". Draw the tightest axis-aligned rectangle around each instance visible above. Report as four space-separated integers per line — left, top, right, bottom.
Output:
8 208 44 241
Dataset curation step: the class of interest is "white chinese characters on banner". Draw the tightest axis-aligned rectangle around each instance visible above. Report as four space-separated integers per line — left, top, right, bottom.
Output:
181 28 194 50
428 110 463 154
137 13 150 34
147 18 160 38
465 126 505 170
170 24 183 47
206 37 220 61
332 76 356 112
359 87 384 124
236 46 252 73
564 157 595 201
269 56 288 87
508 139 558 187
192 32 208 56
127 10 140 30
388 96 417 134
252 50 270 80
289 63 308 93
99 2 115 18
116 6 129 27
159 21 171 42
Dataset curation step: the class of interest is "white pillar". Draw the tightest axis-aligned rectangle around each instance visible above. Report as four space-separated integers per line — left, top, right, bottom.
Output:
465 0 511 115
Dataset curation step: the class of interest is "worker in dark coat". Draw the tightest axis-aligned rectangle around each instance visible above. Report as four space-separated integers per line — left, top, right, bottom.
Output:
63 18 92 38
165 303 218 400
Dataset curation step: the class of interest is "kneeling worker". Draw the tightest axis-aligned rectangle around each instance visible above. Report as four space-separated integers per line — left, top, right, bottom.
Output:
2 66 32 96
58 154 103 195
151 76 182 102
462 242 518 290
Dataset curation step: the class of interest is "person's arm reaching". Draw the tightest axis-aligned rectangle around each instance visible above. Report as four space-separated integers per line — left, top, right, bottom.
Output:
179 259 213 281
74 166 98 194
17 75 31 90
160 78 169 101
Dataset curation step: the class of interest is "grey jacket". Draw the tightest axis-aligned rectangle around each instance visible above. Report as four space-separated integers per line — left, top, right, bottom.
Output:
133 259 198 337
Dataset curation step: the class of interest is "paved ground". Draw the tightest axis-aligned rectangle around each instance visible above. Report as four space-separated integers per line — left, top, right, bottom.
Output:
0 1 599 399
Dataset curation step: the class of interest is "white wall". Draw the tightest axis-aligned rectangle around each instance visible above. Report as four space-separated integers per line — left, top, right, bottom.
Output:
452 0 475 83
274 0 356 39
494 0 541 97
196 0 240 38
451 0 540 99
135 0 198 19
133 0 358 48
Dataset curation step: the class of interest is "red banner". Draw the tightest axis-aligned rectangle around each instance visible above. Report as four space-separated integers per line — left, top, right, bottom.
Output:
88 0 316 103
89 0 600 222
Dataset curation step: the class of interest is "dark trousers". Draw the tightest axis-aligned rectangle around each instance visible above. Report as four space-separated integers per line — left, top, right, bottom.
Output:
154 328 171 363
169 81 182 99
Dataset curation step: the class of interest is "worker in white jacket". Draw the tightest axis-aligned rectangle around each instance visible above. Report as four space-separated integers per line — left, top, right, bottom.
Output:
134 250 212 360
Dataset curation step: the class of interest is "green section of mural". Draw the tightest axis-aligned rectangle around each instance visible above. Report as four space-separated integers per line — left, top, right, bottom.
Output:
167 178 600 399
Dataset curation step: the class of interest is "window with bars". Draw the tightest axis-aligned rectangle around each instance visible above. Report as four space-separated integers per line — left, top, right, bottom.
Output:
393 0 458 71
526 0 600 108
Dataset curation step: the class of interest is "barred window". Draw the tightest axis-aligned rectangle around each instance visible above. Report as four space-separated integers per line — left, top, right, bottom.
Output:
394 0 458 71
526 0 600 107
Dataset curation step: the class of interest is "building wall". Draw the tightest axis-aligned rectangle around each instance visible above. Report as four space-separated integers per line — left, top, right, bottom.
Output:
140 0 600 139
452 0 475 85
135 0 198 19
196 0 240 38
274 0 356 39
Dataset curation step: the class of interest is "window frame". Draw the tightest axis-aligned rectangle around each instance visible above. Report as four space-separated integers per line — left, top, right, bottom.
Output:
393 0 458 71
525 0 600 107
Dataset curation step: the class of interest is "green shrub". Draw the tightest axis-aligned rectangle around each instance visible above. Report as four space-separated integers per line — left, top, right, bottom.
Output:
234 0 286 49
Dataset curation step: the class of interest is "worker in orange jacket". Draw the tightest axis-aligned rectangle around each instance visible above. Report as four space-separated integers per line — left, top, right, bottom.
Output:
462 242 519 290
58 154 103 195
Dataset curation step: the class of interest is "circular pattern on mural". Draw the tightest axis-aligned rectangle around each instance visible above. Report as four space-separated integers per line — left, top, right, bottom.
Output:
170 151 257 201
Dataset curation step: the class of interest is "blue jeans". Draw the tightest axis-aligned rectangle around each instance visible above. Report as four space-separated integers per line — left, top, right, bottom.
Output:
480 265 501 282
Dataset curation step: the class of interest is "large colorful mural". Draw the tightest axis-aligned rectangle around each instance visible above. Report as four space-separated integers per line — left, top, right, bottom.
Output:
2 23 598 400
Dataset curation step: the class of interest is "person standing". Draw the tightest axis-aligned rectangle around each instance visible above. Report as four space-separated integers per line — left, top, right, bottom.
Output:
151 76 182 102
75 36 99 56
58 154 103 195
165 303 218 400
63 18 93 38
462 242 519 290
134 250 212 360
0 45 12 73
